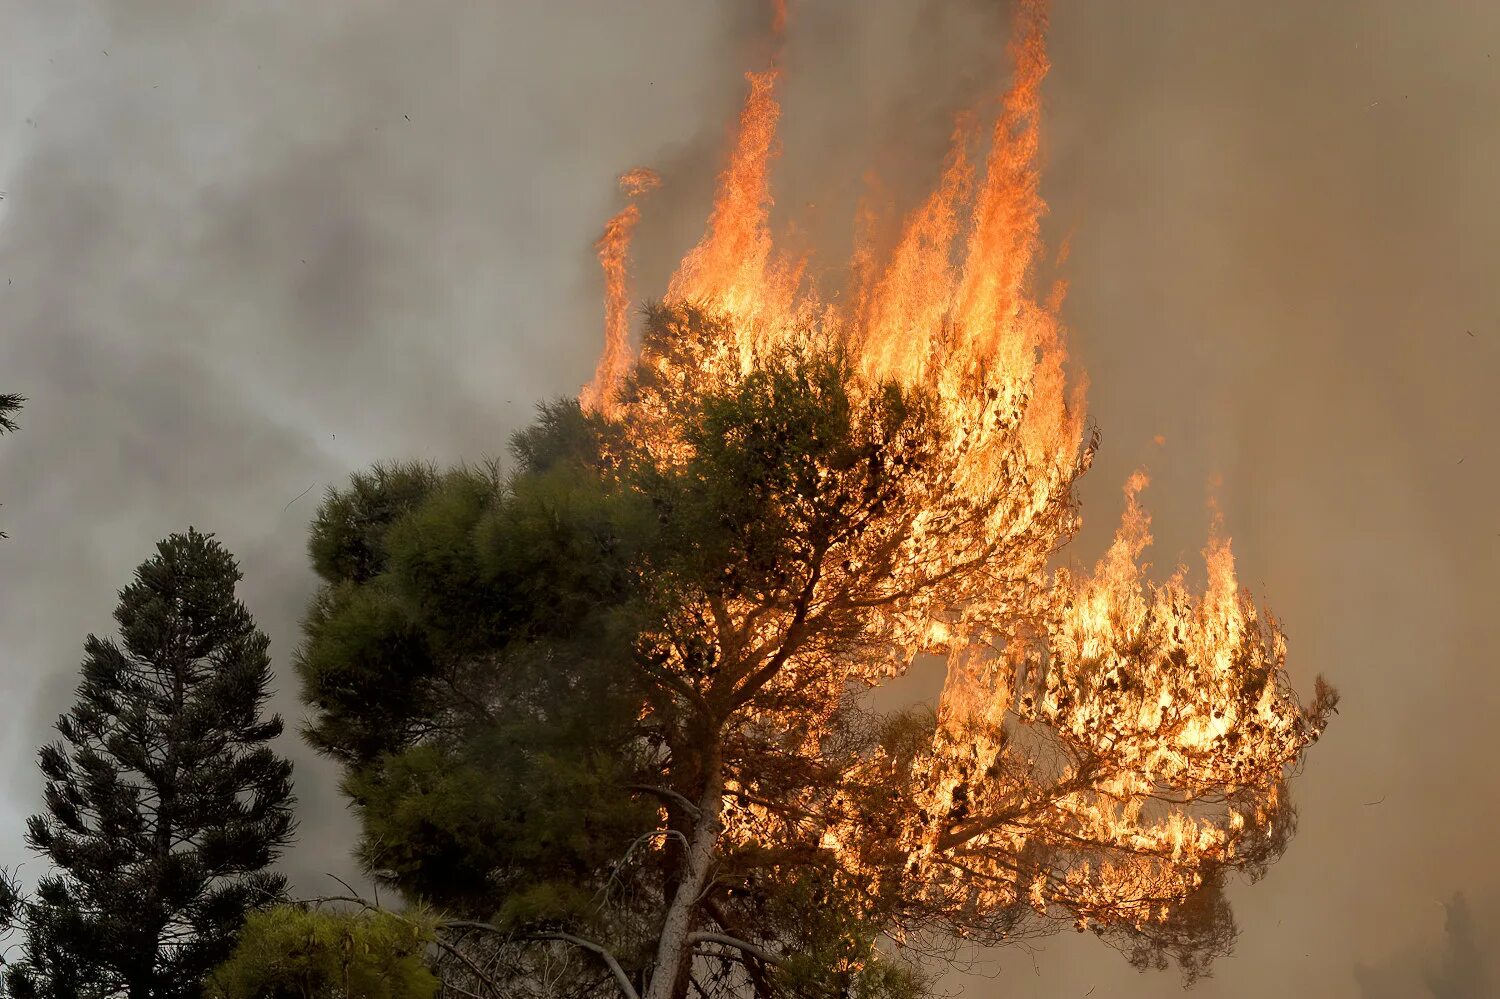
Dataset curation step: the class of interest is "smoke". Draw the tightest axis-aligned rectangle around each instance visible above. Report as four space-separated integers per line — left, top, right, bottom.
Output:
1355 894 1493 999
1 3 1497 998
0 0 733 892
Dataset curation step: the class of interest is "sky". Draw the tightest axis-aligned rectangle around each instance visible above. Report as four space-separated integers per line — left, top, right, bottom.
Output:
1 2 1497 996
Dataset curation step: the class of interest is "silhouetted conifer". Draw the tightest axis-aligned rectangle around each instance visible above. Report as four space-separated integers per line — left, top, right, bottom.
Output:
6 529 295 999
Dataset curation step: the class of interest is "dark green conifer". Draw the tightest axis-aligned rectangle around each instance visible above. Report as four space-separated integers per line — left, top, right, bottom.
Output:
6 529 295 999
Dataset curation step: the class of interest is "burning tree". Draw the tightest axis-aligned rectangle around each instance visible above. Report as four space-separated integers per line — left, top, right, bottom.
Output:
294 2 1334 997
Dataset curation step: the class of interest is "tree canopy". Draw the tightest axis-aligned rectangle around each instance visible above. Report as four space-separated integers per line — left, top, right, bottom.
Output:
286 2 1337 993
294 301 1333 998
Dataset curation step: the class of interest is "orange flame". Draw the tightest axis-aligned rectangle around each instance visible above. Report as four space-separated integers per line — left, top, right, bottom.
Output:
580 168 660 416
630 0 1085 540
771 0 788 39
953 0 1049 381
858 116 974 386
666 69 797 365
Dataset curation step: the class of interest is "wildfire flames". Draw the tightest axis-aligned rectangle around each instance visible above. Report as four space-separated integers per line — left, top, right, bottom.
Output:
579 167 660 416
580 0 1333 954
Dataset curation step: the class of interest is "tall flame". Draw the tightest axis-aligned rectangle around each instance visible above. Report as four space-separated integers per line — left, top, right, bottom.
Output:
632 0 1086 553
666 69 799 364
858 116 974 387
771 0 788 39
580 168 660 416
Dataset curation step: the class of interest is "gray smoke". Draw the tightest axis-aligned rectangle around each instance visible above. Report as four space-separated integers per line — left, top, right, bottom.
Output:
2 3 1497 997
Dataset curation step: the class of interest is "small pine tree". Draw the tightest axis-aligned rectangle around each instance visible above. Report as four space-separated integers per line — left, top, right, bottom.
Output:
6 529 296 999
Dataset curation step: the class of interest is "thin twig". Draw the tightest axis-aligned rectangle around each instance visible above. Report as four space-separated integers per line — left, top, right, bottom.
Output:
283 482 316 512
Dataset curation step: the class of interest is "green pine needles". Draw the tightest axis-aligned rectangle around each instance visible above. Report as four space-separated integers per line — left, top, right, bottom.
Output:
5 529 296 999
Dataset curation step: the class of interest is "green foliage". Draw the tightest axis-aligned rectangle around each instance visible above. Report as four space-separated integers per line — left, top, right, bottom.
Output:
298 416 653 770
308 461 442 585
7 529 296 999
294 348 943 994
297 579 433 762
508 398 605 476
206 906 438 999
347 721 652 923
638 337 931 610
297 402 657 928
773 953 929 999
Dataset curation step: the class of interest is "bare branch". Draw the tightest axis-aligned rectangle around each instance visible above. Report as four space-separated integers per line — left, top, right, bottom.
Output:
529 931 640 999
687 931 782 967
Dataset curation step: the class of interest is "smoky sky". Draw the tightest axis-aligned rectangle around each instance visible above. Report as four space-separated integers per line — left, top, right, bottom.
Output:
1 2 1497 997
1354 893 1492 999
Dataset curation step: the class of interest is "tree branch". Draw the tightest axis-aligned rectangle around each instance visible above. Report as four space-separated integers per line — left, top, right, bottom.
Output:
528 931 640 999
439 920 638 999
687 931 781 967
626 784 701 820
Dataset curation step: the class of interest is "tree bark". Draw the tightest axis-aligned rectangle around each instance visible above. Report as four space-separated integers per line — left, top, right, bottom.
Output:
644 753 724 999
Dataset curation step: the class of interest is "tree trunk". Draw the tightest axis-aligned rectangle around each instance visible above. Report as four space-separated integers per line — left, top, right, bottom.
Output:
644 756 724 999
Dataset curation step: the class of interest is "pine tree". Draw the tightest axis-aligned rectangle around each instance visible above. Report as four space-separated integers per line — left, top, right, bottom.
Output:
6 529 296 999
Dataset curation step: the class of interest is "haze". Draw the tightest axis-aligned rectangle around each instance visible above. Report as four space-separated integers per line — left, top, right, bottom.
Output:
1 3 1496 996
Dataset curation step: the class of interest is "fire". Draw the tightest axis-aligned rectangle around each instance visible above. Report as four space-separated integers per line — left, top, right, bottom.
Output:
579 168 659 415
580 0 1333 957
771 0 788 39
666 68 802 367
